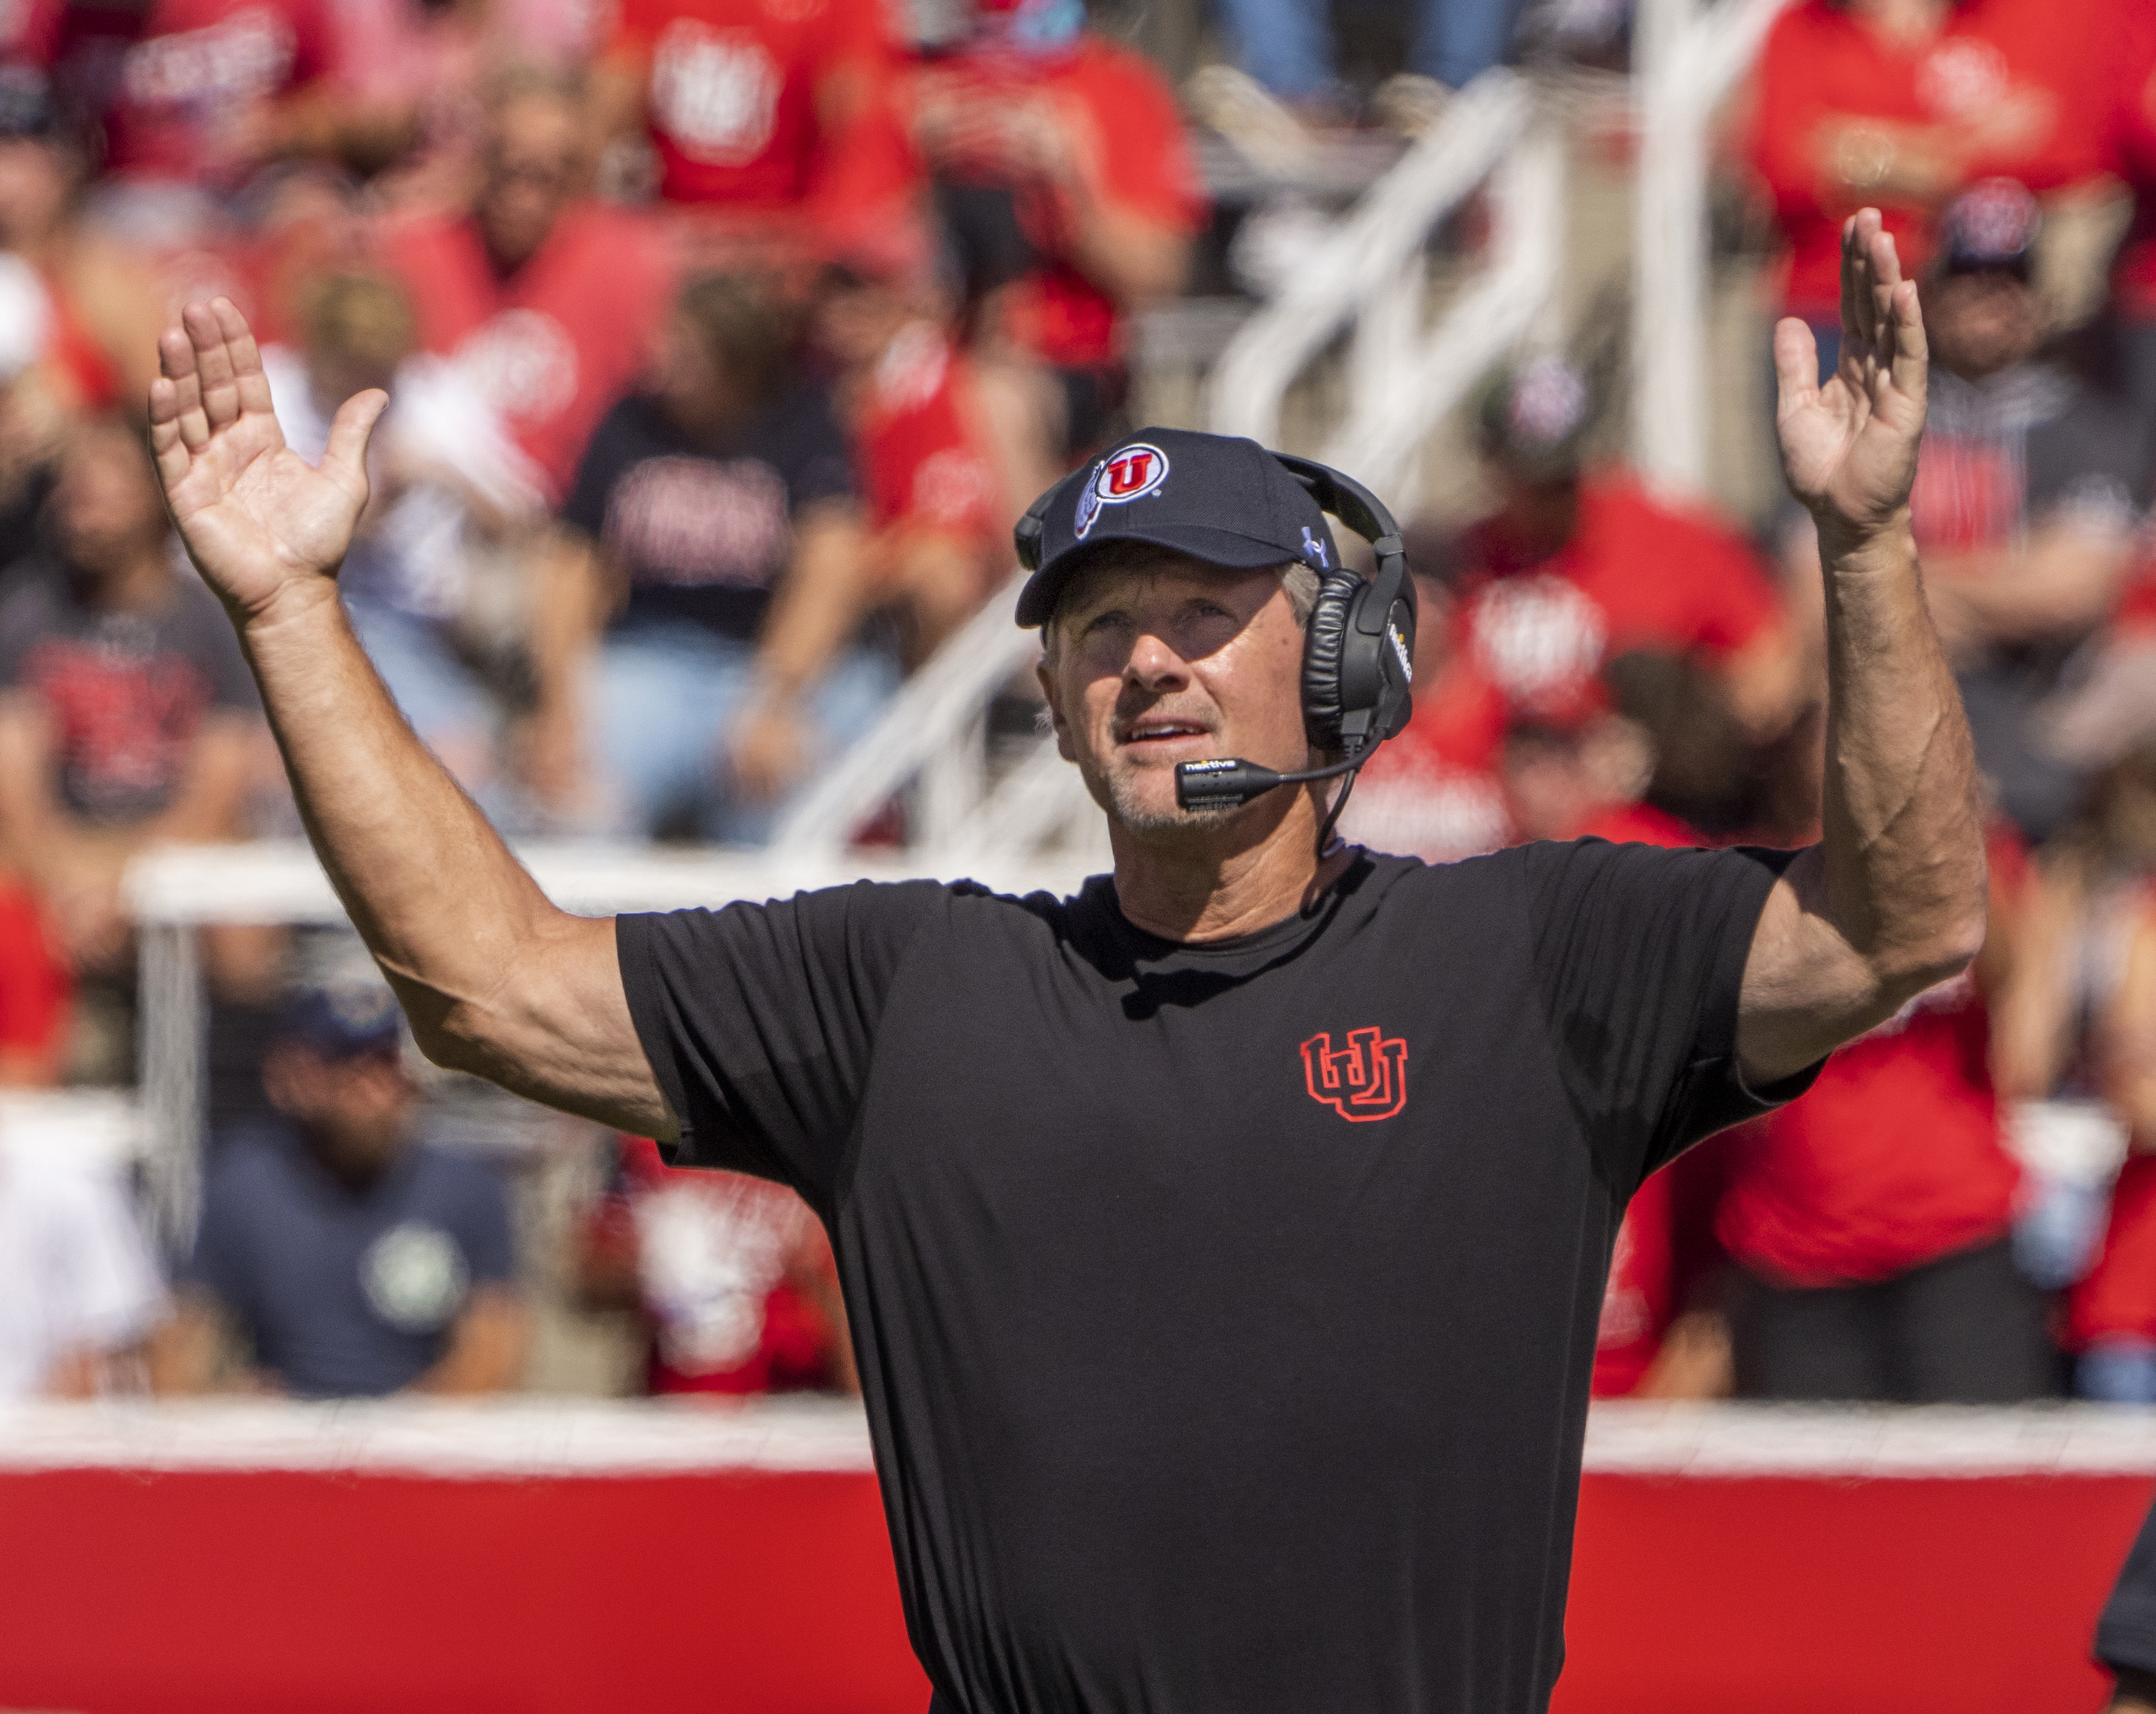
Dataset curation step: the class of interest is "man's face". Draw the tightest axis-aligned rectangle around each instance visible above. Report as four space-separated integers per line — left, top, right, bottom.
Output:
1037 552 1310 834
265 1043 419 1179
51 423 166 579
1927 271 2043 380
476 97 581 271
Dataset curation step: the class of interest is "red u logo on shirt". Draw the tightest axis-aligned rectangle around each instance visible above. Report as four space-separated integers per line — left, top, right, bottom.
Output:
1300 1028 1409 1122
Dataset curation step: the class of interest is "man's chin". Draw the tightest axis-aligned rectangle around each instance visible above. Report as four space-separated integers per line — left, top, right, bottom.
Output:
1102 770 1233 834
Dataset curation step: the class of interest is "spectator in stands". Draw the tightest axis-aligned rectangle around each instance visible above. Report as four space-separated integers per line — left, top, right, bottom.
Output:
0 1139 163 1400
261 270 544 801
578 1134 855 1396
2103 9 2156 452
882 0 1205 460
11 0 354 236
1435 358 1801 764
1884 182 2147 842
153 981 525 1397
530 271 887 842
1202 0 1522 127
0 69 165 416
0 414 266 1076
1745 0 2111 378
814 240 1015 665
1714 822 2052 1403
378 69 676 507
591 0 890 232
2062 747 2156 1398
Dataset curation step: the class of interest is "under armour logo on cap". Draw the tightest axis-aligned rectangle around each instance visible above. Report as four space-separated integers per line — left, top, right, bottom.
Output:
1074 443 1170 539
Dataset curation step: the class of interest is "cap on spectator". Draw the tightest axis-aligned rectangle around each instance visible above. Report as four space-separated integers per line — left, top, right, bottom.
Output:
279 980 404 1061
0 66 57 141
1478 356 1593 477
1015 427 1341 629
1937 179 2039 280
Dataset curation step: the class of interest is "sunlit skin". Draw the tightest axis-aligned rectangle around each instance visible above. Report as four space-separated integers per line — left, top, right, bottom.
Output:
1035 550 1353 943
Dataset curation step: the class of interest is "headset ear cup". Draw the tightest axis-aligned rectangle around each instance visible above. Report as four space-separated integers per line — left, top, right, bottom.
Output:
1300 569 1365 750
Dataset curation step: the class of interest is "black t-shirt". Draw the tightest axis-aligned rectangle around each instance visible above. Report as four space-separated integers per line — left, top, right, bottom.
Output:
562 386 856 645
0 567 257 823
618 842 1810 1714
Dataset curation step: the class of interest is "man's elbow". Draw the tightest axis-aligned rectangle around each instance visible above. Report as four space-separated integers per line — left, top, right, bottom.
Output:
1873 909 1988 1010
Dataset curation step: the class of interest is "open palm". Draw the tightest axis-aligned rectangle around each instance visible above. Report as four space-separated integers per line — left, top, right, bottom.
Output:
149 297 386 622
1775 209 1929 541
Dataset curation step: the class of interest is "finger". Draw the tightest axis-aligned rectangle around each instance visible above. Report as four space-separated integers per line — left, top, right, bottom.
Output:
158 322 211 451
1771 317 1821 422
1887 277 1929 410
208 296 278 423
182 300 241 431
1867 224 1902 366
146 378 193 490
323 388 388 488
1838 216 1864 354
1848 208 1884 358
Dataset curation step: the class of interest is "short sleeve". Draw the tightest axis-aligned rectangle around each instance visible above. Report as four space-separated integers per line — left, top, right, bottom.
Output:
181 1157 257 1319
1523 838 1819 1193
1088 51 1208 231
614 880 945 1208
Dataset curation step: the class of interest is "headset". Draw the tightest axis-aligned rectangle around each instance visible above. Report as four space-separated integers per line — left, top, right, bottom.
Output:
1015 452 1417 827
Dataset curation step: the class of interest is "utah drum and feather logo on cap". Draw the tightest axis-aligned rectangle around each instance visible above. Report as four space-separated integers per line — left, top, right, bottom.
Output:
1074 443 1169 539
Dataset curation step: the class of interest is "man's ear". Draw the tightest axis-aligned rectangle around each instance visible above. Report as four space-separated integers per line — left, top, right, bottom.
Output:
1035 656 1077 763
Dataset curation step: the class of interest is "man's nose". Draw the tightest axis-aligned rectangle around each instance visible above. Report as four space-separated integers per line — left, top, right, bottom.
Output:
1124 630 1191 690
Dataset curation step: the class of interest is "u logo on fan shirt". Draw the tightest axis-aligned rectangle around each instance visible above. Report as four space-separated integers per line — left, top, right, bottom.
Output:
1301 1027 1410 1122
1073 444 1169 538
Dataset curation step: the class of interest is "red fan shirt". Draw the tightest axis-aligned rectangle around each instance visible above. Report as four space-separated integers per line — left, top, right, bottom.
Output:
609 0 890 212
2110 5 2156 321
857 38 1207 368
20 0 334 184
377 204 675 502
1447 471 1783 733
1336 669 1514 864
853 322 999 549
1749 0 2113 319
600 1136 846 1396
1714 828 2031 1287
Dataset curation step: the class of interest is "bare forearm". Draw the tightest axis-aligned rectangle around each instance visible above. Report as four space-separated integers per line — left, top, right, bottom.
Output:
238 583 557 1048
756 514 870 697
1062 203 1189 309
1817 514 1987 986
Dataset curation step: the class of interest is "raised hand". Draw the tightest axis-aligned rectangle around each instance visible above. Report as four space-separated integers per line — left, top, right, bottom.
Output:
1773 208 1927 545
148 297 387 624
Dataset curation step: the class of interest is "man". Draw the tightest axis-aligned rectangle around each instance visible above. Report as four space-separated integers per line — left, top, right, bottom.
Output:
0 1132 164 1401
378 71 675 505
0 413 264 1076
152 981 525 1397
528 271 884 842
146 207 1980 1710
1889 179 2146 842
1438 356 1801 756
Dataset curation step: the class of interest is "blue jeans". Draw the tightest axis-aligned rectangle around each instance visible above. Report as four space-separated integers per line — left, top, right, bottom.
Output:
1214 0 1523 101
2080 1340 2156 1404
592 622 898 845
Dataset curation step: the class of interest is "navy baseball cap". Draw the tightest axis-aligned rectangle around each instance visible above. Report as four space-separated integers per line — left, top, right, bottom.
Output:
1938 179 2038 279
1014 427 1342 629
279 980 404 1060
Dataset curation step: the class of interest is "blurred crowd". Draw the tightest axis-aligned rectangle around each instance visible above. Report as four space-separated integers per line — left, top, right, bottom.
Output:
2 0 2156 1414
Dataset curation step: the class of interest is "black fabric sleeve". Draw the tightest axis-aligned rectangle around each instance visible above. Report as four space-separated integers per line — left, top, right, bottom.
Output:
785 386 859 513
1523 838 1821 1195
613 880 946 1209
2099 1497 2156 1677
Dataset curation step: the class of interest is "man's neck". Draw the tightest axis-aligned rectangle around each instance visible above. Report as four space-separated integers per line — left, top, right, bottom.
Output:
1107 794 1355 943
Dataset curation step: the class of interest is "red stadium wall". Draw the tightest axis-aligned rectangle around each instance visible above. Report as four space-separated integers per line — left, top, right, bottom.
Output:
0 1402 2148 1714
